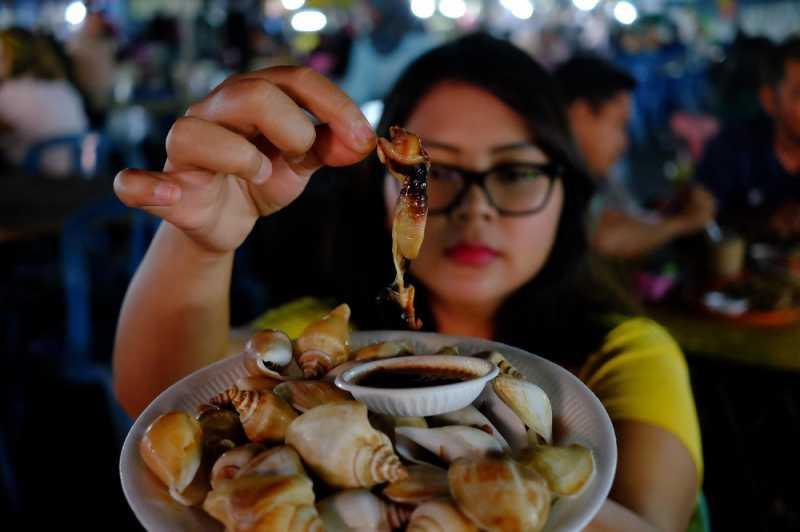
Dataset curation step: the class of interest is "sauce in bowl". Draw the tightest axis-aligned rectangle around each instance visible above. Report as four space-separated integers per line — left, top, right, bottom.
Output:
356 366 478 389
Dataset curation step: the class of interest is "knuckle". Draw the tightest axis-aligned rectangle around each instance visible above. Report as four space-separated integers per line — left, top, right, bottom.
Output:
165 117 196 156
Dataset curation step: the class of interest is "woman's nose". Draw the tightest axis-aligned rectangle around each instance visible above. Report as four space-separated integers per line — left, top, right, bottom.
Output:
451 184 498 222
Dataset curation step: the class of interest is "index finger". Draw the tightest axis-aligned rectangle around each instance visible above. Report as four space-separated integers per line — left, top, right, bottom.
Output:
242 67 376 162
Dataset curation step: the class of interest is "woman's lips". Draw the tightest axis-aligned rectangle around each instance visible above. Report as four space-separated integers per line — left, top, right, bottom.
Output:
445 243 501 267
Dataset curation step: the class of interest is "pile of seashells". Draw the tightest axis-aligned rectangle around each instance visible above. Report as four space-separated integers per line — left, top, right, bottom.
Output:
138 303 596 531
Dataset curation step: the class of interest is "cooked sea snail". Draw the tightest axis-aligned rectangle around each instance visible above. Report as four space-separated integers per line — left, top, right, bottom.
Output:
316 489 412 532
138 411 209 506
449 455 551 532
294 303 352 379
273 380 351 413
203 474 323 532
243 329 294 379
210 386 297 444
406 498 478 532
285 401 407 488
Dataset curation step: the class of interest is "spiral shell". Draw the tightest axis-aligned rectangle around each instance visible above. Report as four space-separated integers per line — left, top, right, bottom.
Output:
197 407 247 463
286 401 407 488
449 456 551 532
138 411 208 506
244 329 294 379
353 340 413 361
428 405 509 450
395 426 505 464
406 499 478 532
237 445 306 479
317 489 412 532
273 380 351 413
210 387 298 444
294 304 352 379
474 350 524 379
492 375 553 445
516 443 595 497
211 443 266 489
203 474 323 532
383 464 449 504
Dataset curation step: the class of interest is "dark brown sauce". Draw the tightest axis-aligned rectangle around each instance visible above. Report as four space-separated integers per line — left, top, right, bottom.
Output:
356 367 477 389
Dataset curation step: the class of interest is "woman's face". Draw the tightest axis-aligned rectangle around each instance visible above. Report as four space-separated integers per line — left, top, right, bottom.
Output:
384 82 564 311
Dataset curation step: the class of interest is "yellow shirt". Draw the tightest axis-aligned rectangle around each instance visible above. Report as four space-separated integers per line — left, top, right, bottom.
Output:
251 298 703 481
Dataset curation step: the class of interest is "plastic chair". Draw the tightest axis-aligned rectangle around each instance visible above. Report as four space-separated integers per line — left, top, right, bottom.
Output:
60 197 159 445
22 132 110 178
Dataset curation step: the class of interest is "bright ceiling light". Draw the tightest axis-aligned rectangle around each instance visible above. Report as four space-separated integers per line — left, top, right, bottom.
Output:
65 1 87 25
281 0 305 10
613 1 638 25
572 0 599 11
291 9 327 32
410 0 436 19
439 0 467 19
501 0 534 19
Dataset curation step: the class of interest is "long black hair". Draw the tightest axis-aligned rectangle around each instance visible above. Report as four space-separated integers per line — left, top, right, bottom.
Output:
252 33 634 367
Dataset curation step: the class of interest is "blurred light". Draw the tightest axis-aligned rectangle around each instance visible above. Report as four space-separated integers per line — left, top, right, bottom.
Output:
281 0 305 9
411 0 436 19
572 0 599 11
613 1 638 24
361 100 384 128
291 9 327 32
439 0 466 19
65 1 87 25
500 0 534 19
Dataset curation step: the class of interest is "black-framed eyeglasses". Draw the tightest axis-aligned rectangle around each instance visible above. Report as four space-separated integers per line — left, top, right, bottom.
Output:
427 161 563 216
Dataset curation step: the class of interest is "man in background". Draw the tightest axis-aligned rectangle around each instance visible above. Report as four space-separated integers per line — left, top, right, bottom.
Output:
695 36 800 240
555 56 716 259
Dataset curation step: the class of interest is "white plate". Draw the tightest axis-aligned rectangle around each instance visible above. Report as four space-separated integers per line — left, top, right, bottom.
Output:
120 331 617 532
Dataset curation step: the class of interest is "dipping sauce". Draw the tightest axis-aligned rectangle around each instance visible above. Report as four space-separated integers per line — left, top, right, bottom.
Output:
356 367 478 389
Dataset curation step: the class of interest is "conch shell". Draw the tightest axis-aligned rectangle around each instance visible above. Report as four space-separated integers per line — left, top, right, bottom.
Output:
383 464 449 504
492 375 553 445
353 340 413 361
197 407 247 462
294 304 352 378
317 489 412 532
449 456 551 532
244 329 294 379
235 375 283 392
273 380 351 412
474 350 524 379
476 386 528 453
395 426 504 464
139 411 208 506
210 387 297 444
204 474 323 532
285 401 407 488
237 445 306 479
211 443 265 489
406 499 478 532
428 405 509 450
516 443 595 497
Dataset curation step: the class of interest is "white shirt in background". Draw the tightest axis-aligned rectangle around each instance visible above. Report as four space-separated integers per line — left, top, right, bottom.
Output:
0 77 89 177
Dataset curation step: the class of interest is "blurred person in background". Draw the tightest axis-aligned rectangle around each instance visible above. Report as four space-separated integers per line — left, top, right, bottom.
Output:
337 0 439 103
68 10 118 126
0 27 88 177
113 34 703 531
696 36 800 240
556 56 716 259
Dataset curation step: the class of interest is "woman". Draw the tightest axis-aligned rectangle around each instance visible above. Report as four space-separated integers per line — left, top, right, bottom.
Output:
114 34 701 531
0 27 88 176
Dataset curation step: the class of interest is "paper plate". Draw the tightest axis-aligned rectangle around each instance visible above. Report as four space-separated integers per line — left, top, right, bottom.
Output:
120 331 616 531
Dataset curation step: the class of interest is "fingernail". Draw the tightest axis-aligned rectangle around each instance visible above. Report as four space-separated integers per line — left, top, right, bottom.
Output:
253 156 272 184
154 182 180 203
352 122 375 149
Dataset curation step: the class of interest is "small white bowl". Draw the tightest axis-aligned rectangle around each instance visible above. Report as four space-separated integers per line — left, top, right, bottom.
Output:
335 355 499 416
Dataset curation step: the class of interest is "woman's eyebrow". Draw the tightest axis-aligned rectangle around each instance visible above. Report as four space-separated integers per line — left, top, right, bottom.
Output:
423 140 461 153
490 141 540 153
